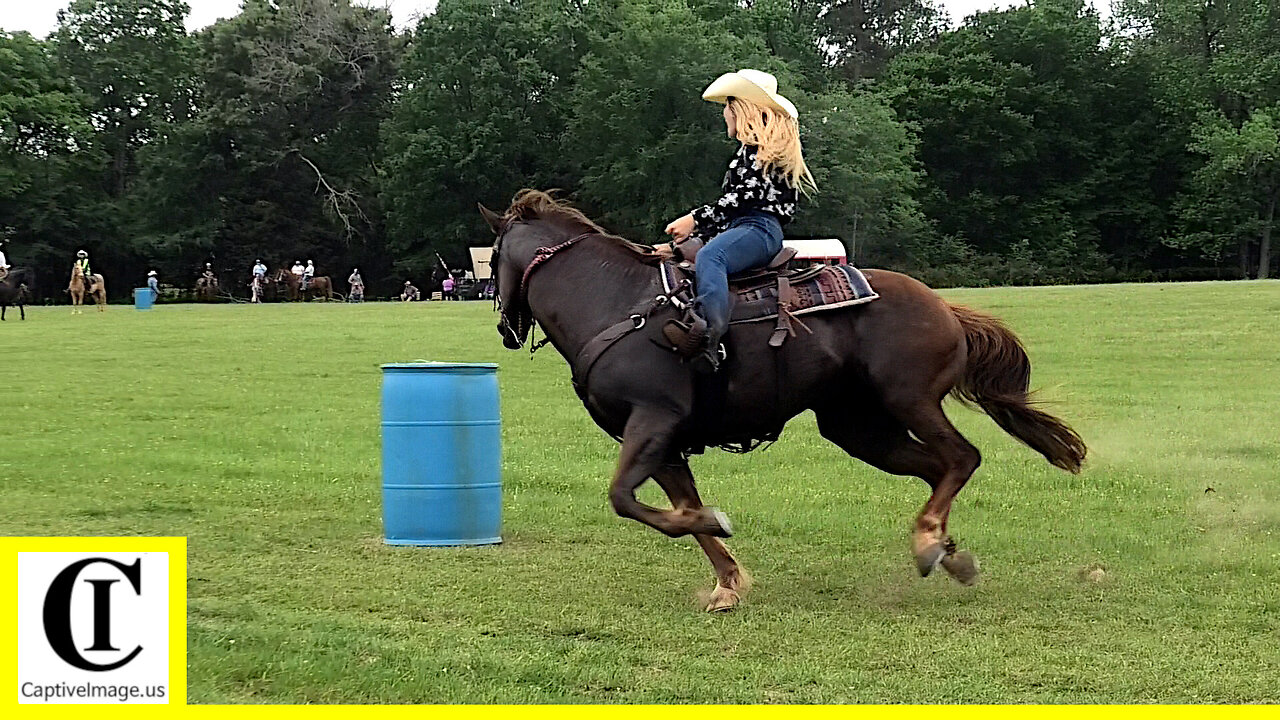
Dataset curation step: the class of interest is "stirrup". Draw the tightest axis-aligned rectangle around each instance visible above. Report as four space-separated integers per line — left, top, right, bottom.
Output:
662 315 710 358
689 343 726 374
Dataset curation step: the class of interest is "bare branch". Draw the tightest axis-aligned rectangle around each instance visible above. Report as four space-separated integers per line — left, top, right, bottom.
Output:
285 148 369 239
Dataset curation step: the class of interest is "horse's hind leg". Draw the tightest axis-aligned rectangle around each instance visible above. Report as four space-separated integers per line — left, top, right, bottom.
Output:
608 407 731 539
816 398 981 584
652 460 750 612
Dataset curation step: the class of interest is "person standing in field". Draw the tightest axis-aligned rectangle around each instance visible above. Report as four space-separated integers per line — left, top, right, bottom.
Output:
147 270 159 301
442 274 455 300
348 268 364 303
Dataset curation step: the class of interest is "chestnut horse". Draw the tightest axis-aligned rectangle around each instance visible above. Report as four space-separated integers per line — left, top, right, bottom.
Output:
69 264 106 314
480 190 1086 612
275 268 334 301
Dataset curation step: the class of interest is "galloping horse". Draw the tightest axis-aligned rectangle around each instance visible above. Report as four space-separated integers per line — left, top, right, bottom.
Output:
481 191 1086 611
275 268 334 301
69 264 106 313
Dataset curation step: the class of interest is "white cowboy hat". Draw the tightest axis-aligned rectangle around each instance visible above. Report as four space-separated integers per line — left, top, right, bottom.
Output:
77 250 88 257
147 270 157 277
702 69 798 119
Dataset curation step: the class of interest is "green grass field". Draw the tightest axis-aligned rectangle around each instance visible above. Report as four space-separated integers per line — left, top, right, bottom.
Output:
3 281 1279 703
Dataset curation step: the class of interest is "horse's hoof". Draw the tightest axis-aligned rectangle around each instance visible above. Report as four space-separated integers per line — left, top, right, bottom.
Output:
709 508 733 538
941 550 980 585
705 585 740 613
915 543 946 577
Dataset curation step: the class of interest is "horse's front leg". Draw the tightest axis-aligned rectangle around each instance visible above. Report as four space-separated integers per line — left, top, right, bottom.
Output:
652 461 749 612
609 408 731 538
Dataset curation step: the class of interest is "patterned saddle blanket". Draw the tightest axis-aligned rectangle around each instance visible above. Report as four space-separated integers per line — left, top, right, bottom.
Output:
661 262 879 326
727 264 878 324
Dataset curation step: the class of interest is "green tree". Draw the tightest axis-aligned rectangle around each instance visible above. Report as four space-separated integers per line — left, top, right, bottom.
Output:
1171 107 1279 277
0 30 101 295
54 0 194 197
132 0 402 288
381 0 584 275
790 87 925 263
882 0 1180 283
1119 0 1280 277
821 0 950 81
564 0 778 238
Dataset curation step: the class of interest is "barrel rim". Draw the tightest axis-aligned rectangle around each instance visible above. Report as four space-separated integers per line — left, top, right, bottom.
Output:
380 362 498 371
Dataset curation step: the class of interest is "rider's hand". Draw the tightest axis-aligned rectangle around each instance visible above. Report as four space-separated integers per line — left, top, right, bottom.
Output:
653 243 676 260
664 213 695 242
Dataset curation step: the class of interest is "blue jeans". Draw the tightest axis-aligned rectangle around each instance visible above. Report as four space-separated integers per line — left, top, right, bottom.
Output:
694 211 784 340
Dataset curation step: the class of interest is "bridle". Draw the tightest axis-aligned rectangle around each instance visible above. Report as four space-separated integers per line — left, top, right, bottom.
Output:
493 221 597 347
492 220 681 396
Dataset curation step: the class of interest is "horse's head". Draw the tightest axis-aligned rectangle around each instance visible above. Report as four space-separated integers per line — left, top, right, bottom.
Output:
480 191 604 350
479 203 527 349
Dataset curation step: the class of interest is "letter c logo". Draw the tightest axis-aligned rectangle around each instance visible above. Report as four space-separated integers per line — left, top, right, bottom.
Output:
42 557 143 671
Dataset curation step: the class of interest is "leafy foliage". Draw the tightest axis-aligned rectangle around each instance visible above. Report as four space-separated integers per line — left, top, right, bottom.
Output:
2 0 1277 294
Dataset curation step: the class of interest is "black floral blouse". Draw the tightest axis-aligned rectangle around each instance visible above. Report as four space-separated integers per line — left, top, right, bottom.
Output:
691 143 799 237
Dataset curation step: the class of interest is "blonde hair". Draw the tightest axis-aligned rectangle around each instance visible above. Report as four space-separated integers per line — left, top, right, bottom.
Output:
726 97 817 196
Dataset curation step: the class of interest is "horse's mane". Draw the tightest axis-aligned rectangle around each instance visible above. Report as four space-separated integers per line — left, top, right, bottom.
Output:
503 189 660 259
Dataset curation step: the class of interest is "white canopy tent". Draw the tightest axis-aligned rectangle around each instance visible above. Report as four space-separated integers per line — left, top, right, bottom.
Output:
468 247 493 280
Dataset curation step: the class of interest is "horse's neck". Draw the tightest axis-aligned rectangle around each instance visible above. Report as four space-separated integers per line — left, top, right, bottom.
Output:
527 241 659 358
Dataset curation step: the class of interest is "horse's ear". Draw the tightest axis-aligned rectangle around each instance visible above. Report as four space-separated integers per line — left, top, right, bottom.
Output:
477 203 504 235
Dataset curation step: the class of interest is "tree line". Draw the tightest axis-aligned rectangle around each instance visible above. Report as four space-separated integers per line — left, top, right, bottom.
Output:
1 0 1276 300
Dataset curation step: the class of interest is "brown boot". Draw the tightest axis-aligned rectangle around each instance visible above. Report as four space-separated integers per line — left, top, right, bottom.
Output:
662 314 710 358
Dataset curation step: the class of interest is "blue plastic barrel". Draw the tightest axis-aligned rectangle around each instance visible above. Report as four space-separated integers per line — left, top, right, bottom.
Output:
134 288 154 310
380 362 502 546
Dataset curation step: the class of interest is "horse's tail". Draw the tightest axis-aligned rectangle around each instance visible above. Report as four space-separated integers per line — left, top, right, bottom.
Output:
947 303 1087 473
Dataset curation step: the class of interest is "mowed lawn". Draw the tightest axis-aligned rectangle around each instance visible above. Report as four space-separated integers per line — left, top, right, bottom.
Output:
3 280 1279 704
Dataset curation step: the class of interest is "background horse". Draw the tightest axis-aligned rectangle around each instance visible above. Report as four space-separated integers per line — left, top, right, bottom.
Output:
275 268 334 301
481 191 1086 612
69 264 106 313
0 267 32 320
196 275 220 301
274 269 299 301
